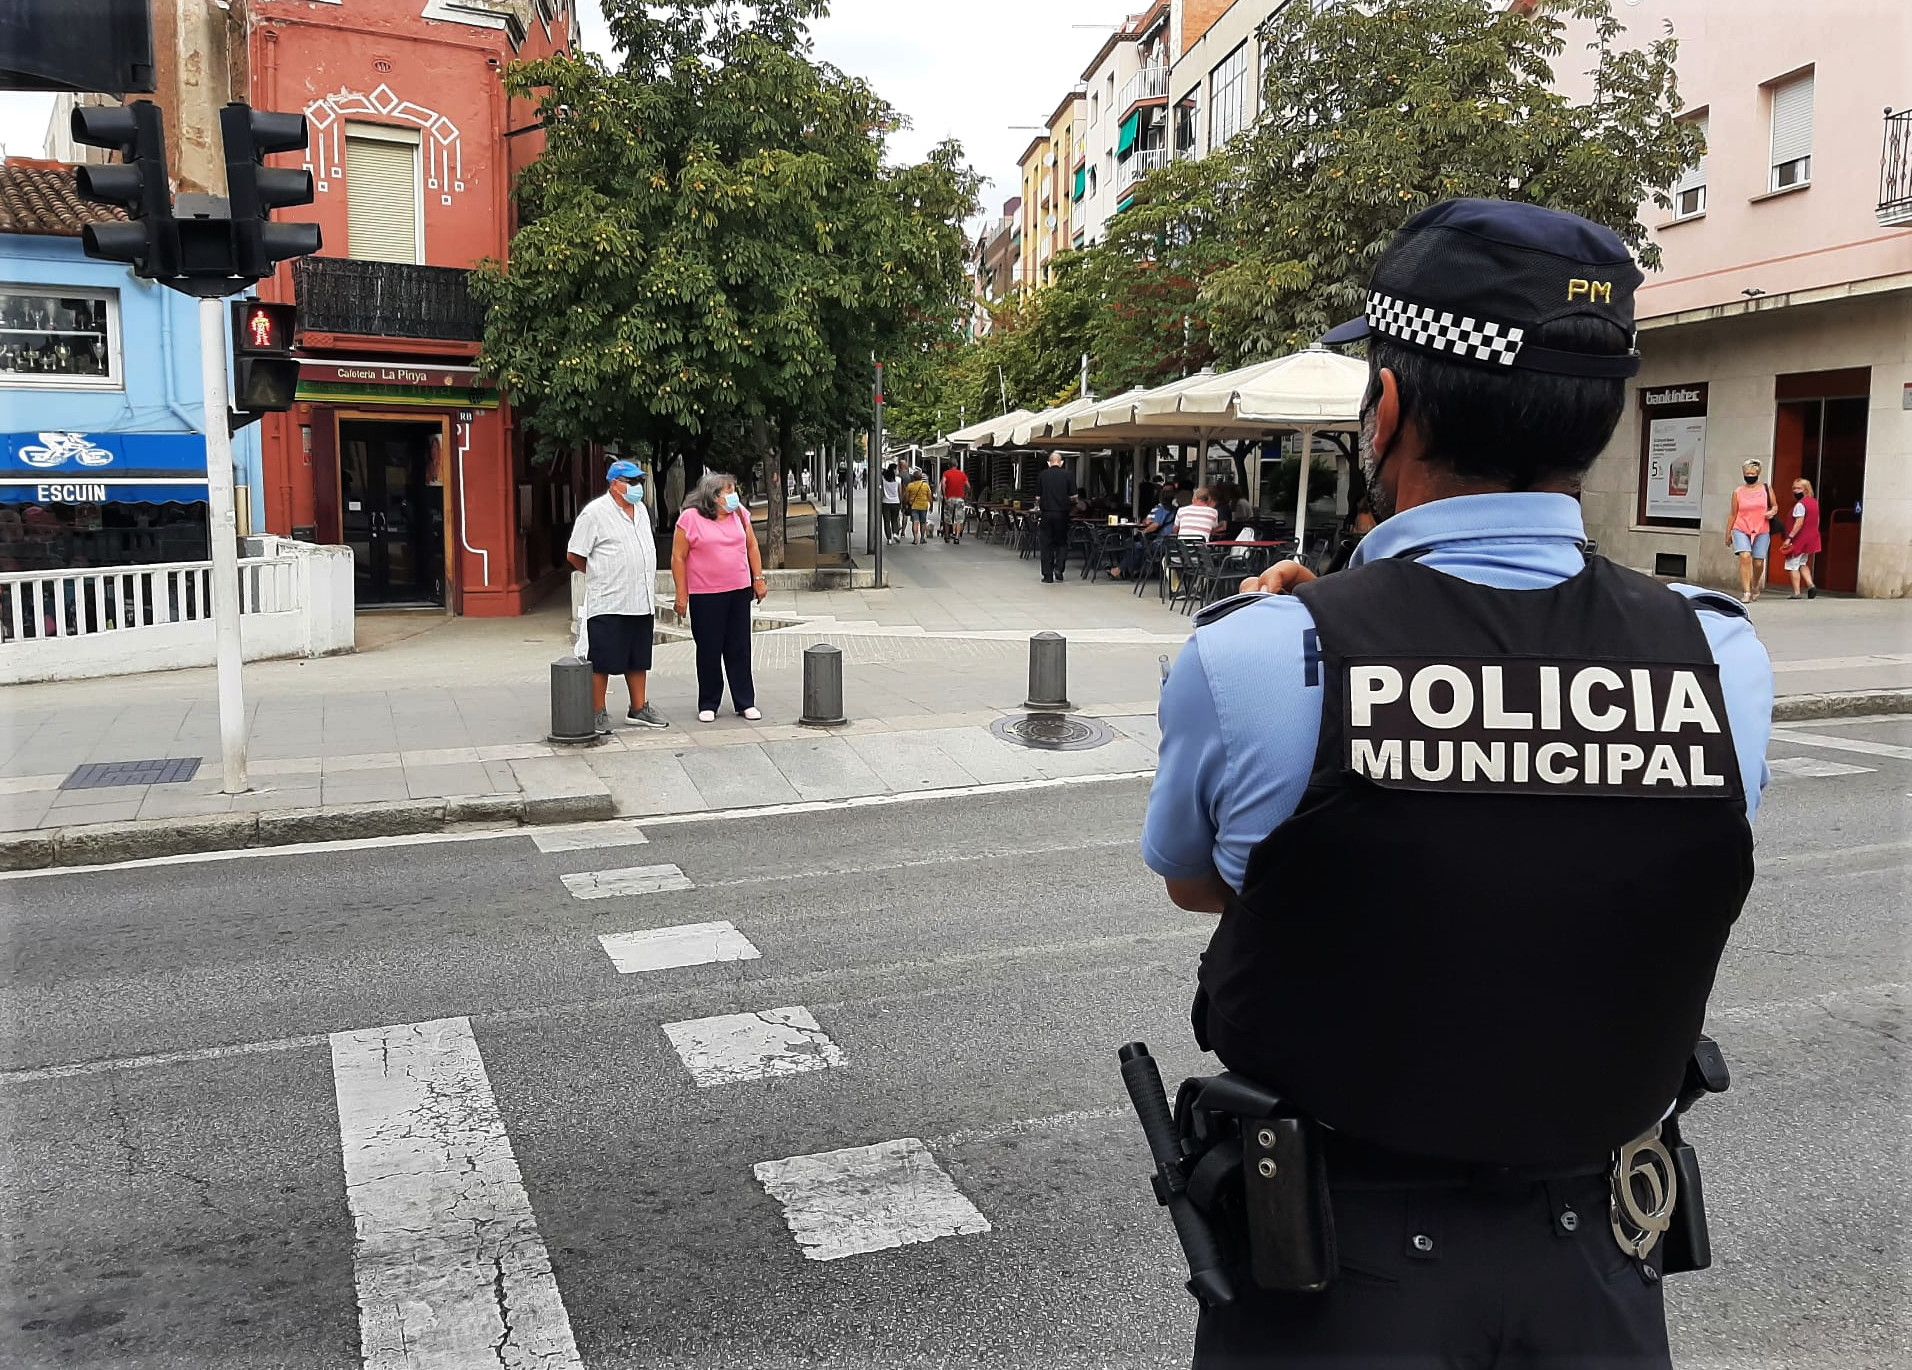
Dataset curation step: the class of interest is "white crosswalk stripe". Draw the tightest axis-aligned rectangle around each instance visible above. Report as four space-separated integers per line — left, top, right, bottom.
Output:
1769 755 1874 778
663 1006 847 1086
330 1016 582 1370
1768 728 1912 763
562 862 693 898
753 1137 992 1262
531 821 650 853
597 919 761 973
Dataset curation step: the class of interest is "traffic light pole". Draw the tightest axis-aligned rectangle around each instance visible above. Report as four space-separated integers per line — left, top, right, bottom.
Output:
198 296 249 793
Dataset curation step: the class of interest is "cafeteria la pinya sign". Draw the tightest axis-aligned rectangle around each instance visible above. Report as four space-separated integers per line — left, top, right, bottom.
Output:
296 361 501 410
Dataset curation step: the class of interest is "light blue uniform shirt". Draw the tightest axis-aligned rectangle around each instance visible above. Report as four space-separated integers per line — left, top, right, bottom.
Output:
1143 493 1774 890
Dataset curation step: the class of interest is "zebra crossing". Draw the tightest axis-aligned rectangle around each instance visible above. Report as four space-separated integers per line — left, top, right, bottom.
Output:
320 825 1008 1365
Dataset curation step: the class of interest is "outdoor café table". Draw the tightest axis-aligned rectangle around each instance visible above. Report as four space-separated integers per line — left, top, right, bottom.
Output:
1209 539 1298 578
1083 522 1139 579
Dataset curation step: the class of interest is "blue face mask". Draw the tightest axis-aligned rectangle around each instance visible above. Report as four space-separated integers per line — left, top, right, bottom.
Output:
724 493 742 512
624 483 645 506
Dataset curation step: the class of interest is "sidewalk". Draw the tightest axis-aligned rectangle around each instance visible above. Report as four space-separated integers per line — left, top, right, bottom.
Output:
3 536 1908 867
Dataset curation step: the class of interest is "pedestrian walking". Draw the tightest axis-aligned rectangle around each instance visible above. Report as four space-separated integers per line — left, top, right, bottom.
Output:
940 461 970 543
1781 476 1821 600
882 462 903 543
1726 459 1776 603
1036 451 1076 583
905 468 933 545
566 459 668 735
1138 199 1774 1370
672 471 768 723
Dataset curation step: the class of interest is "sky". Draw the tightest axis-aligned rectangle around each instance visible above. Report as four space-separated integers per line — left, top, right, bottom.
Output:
1 0 1121 224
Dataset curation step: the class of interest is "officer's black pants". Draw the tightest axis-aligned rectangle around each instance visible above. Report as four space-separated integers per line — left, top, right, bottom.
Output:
1192 1174 1669 1369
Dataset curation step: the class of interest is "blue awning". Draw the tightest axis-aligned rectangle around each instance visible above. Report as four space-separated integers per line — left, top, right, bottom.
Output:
0 432 208 505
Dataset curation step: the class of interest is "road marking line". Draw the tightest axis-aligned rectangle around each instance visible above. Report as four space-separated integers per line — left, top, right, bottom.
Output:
1768 728 1912 762
561 863 693 899
0 771 1158 881
662 1006 846 1087
531 821 650 853
330 1017 581 1370
753 1137 990 1262
1779 714 1912 729
597 920 760 973
1768 756 1875 778
1771 653 1912 673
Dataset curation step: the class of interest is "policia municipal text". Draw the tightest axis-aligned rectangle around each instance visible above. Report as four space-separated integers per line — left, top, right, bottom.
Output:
1132 200 1774 1369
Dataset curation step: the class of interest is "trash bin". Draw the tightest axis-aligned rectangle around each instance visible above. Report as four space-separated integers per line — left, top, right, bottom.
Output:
816 512 850 559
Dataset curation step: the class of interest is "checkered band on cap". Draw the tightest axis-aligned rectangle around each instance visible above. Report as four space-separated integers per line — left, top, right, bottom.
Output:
1365 291 1526 366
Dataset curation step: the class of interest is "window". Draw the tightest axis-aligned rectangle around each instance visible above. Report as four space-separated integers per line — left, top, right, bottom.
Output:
345 123 422 264
0 287 119 389
1175 92 1201 157
1209 43 1251 148
1767 70 1813 191
1671 112 1707 219
1090 92 1099 123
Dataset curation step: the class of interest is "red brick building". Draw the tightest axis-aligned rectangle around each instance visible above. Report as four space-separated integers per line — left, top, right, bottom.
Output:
237 0 585 615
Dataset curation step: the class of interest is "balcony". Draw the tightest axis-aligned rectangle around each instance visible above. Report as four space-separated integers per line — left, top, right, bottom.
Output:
1120 145 1171 189
1881 108 1912 228
292 257 485 344
1120 65 1170 114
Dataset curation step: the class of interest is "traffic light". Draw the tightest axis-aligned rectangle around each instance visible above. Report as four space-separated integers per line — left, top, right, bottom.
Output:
70 100 176 277
229 299 300 431
220 103 321 280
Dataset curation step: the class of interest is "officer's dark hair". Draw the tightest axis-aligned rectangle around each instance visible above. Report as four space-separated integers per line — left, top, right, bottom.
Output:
1366 315 1631 489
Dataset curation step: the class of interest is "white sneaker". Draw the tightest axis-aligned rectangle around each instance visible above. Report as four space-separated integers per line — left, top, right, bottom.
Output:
740 707 763 721
698 709 717 723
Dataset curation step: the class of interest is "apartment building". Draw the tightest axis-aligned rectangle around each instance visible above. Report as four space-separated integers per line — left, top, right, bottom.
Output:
1079 2 1174 243
1168 0 1281 160
969 197 1021 336
1546 1 1911 598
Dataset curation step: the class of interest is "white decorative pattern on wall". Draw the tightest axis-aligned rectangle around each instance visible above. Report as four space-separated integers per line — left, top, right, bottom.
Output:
302 84 466 208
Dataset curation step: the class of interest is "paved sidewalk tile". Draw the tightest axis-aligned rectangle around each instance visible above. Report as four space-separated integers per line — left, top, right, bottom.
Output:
846 731 981 791
321 770 411 805
592 751 706 817
40 798 144 828
928 733 1046 785
758 738 891 802
404 762 499 800
685 745 801 810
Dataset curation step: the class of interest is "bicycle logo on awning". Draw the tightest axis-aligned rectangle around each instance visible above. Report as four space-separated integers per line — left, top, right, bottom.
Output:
16 433 114 469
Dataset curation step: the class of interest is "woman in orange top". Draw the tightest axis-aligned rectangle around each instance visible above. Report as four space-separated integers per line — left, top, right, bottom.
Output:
1725 459 1776 604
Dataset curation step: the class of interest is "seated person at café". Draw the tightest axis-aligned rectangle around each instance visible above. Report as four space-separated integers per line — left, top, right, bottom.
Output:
1109 485 1179 579
1172 486 1220 541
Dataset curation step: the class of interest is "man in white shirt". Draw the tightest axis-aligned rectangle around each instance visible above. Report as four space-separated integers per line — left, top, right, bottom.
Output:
1173 486 1220 541
566 460 669 734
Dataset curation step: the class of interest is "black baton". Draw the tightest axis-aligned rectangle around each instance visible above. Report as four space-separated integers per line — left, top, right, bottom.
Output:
1119 1042 1235 1307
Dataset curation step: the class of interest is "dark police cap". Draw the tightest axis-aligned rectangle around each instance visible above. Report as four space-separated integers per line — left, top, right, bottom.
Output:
1321 199 1643 378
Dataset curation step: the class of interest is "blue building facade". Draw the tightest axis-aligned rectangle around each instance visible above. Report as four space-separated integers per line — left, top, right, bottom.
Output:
0 162 265 569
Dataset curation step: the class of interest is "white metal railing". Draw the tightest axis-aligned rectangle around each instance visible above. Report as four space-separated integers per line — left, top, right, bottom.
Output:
1123 145 1171 183
1120 65 1170 110
0 555 298 644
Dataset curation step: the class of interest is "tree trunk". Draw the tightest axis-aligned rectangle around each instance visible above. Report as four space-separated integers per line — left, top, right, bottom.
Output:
753 416 785 570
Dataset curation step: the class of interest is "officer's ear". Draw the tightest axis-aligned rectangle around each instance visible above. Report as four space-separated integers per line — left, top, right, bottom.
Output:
1370 368 1404 461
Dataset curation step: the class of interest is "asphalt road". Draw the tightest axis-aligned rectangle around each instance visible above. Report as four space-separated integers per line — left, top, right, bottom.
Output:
0 715 1906 1370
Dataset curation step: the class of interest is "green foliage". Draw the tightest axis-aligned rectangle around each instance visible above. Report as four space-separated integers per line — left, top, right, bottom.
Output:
920 0 1698 421
473 0 980 468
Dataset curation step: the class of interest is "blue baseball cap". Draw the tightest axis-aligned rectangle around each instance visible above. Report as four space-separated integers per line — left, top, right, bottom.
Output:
606 459 643 483
1320 199 1643 378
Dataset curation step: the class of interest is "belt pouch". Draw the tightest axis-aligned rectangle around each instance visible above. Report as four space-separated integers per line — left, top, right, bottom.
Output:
1243 1115 1335 1293
1659 1133 1711 1275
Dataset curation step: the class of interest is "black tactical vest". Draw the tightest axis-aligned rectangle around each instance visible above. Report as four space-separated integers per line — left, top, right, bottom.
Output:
1196 556 1755 1168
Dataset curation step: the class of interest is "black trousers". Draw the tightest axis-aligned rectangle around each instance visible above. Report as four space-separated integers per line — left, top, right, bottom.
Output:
688 588 756 713
883 504 902 538
1192 1174 1669 1369
1039 513 1070 579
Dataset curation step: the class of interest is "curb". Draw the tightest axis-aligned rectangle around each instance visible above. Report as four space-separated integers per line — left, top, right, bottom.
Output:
0 790 616 874
1772 687 1912 722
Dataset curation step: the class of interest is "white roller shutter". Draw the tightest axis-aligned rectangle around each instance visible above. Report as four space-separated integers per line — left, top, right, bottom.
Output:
346 130 421 264
1769 72 1814 177
1673 115 1707 194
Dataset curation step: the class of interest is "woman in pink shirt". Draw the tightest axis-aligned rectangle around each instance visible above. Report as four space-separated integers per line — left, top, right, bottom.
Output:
672 472 768 722
1724 459 1776 604
1781 476 1822 600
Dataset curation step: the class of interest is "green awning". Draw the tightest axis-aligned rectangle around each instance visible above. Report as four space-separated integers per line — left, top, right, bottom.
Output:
1117 111 1140 157
1116 195 1135 214
1072 166 1087 201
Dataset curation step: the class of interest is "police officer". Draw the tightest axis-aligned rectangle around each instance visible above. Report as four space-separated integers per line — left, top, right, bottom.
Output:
1142 199 1774 1368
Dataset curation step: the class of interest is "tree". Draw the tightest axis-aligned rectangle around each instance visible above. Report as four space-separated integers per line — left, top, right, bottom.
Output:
1204 0 1700 361
473 0 977 564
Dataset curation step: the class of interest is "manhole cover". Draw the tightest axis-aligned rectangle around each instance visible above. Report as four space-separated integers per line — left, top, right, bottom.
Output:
989 713 1114 752
61 757 202 791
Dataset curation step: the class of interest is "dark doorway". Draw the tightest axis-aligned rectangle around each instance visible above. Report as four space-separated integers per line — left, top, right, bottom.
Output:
1770 370 1869 595
339 420 445 607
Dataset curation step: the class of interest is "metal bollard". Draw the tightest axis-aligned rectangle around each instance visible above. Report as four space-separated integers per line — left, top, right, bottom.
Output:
798 643 849 727
1023 631 1074 712
547 656 599 744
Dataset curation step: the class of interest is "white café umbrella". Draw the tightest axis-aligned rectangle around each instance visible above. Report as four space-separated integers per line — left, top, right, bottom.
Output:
947 409 1031 447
